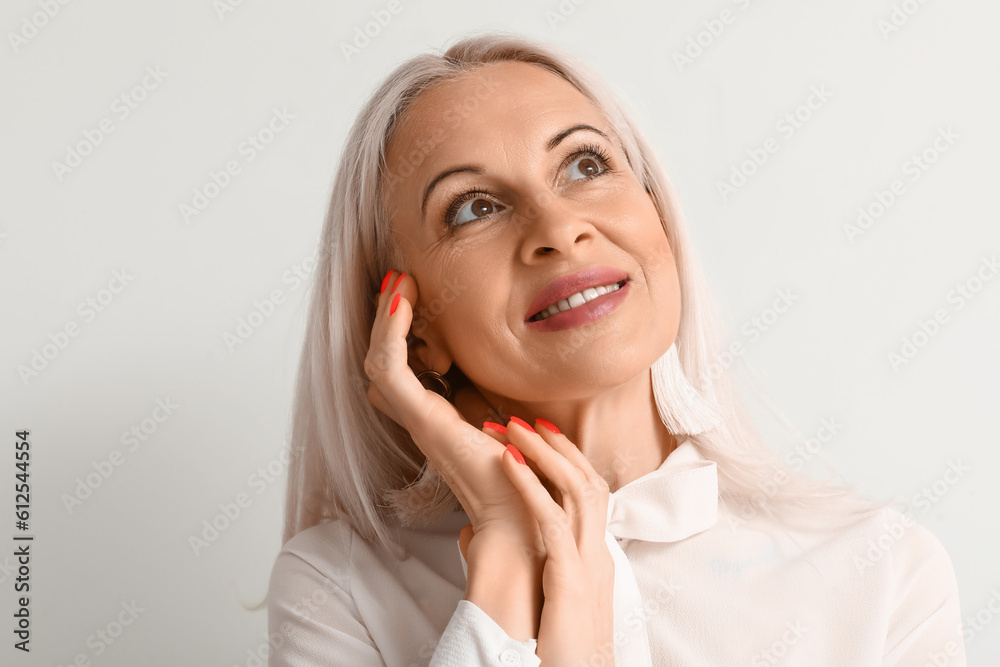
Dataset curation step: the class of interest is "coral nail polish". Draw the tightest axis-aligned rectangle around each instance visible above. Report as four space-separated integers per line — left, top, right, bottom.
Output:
509 416 535 433
535 418 560 434
380 270 393 294
391 272 406 293
483 422 507 434
506 443 526 465
390 293 401 315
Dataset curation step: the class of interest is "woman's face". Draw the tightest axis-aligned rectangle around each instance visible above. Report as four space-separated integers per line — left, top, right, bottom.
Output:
384 61 680 404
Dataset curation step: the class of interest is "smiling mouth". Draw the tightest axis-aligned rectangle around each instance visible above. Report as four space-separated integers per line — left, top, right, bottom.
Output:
528 279 628 322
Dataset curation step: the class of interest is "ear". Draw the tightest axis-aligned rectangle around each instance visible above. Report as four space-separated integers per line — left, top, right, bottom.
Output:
407 319 453 377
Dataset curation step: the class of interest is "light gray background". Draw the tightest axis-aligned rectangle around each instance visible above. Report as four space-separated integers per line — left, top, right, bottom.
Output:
1 0 997 664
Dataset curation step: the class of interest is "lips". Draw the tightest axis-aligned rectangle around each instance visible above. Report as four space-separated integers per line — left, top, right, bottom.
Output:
524 265 629 322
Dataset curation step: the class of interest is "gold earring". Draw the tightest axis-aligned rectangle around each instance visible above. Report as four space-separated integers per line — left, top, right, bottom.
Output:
417 370 451 400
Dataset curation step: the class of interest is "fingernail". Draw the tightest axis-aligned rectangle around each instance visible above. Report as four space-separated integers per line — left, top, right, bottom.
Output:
509 416 535 433
380 270 393 294
391 272 406 293
535 418 560 434
506 443 526 465
483 422 507 434
390 293 401 315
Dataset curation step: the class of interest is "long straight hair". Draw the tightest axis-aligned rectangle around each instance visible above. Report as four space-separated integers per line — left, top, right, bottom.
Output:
281 31 897 560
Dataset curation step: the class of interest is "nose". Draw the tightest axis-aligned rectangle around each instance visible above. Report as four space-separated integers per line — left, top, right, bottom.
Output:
516 192 596 264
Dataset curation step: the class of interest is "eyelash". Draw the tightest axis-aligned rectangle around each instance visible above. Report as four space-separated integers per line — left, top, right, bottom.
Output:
442 143 615 228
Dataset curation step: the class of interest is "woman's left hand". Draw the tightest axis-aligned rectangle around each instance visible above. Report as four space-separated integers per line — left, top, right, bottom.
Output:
502 417 617 667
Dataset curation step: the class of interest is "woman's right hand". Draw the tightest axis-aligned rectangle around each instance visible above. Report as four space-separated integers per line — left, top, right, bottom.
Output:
365 270 546 565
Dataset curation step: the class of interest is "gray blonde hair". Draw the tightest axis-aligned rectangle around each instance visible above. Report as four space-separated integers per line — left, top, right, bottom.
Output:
282 31 897 559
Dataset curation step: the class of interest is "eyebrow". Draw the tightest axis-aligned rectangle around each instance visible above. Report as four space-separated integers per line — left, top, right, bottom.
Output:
420 124 612 220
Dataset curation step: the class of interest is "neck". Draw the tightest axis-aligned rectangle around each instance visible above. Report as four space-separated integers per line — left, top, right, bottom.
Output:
480 369 677 493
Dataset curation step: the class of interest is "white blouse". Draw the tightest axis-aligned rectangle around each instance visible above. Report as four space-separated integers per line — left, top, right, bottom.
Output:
267 439 966 666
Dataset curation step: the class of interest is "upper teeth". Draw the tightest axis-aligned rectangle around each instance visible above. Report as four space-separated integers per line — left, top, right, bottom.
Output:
531 281 623 321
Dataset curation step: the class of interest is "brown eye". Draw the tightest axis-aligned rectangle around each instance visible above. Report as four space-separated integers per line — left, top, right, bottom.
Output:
452 197 503 226
471 199 494 216
578 158 599 176
567 154 606 181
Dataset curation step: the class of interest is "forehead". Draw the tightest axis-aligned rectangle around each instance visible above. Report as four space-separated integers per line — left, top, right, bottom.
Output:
385 61 607 175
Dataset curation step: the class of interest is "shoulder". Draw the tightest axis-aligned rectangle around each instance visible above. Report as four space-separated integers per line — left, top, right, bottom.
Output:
868 508 965 660
281 519 357 564
269 520 358 602
852 507 957 584
876 507 959 598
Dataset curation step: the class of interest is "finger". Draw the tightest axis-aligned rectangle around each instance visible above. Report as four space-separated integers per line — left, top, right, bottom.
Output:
366 382 402 425
506 417 587 509
370 270 403 347
371 269 413 348
365 272 427 430
481 421 508 444
510 418 610 551
533 418 610 531
498 419 558 502
502 444 577 561
533 418 606 485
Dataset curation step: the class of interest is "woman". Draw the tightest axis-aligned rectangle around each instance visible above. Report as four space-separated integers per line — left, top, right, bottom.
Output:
268 32 964 666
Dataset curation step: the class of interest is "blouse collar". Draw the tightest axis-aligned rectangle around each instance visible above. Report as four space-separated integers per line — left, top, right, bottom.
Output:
605 438 719 543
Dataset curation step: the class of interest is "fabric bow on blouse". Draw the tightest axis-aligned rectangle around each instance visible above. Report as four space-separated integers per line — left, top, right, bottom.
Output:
603 438 718 666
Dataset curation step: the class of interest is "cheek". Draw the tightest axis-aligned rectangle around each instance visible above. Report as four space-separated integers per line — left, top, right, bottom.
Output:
416 267 500 348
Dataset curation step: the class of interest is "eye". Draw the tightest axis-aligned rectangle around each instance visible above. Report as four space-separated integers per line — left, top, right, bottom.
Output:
566 155 605 180
563 143 613 182
449 195 506 226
